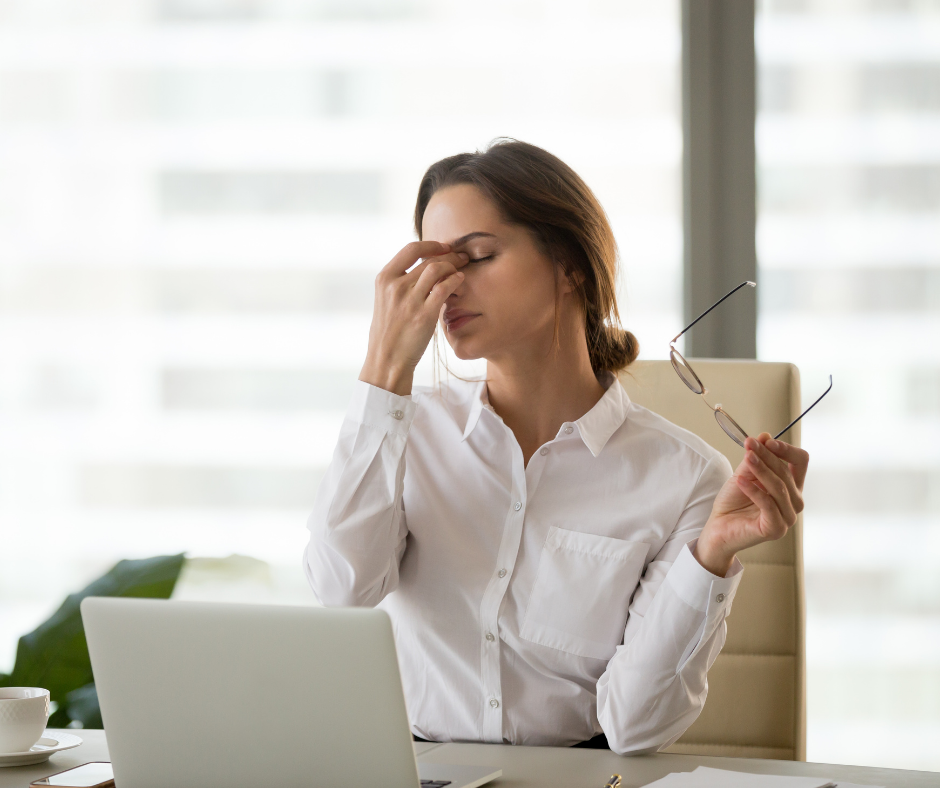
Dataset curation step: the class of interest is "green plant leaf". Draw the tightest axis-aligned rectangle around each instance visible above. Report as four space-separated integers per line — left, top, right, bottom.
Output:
0 554 185 727
64 682 102 729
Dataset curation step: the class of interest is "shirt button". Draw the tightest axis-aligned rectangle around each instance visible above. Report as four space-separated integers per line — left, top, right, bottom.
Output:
564 425 573 434
485 632 495 642
716 593 726 603
498 568 507 578
389 409 404 420
489 698 500 709
513 501 522 511
540 447 549 456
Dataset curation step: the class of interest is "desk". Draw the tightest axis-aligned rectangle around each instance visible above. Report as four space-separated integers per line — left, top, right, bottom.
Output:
2 730 936 788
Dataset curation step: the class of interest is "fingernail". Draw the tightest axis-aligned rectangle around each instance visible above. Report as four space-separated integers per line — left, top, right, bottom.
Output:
455 271 464 277
748 452 759 465
767 439 779 450
457 252 469 261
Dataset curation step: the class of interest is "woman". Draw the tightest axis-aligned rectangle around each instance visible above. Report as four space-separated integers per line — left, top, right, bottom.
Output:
303 140 808 754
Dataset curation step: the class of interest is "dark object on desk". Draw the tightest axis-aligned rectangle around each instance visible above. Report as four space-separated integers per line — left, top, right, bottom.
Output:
415 733 610 749
0 553 185 728
573 733 610 750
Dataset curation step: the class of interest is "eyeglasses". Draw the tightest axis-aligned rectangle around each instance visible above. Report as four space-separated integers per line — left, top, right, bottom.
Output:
669 281 833 447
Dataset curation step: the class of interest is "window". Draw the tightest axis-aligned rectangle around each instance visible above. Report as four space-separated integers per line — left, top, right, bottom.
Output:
0 1 682 674
757 0 940 771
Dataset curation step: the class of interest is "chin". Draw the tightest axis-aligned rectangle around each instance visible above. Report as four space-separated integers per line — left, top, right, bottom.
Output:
445 336 486 362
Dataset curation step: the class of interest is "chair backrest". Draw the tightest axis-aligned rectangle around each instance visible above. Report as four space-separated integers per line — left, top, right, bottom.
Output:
618 359 806 761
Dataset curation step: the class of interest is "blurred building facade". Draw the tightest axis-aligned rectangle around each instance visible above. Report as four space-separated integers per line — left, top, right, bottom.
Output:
0 0 681 693
756 0 940 770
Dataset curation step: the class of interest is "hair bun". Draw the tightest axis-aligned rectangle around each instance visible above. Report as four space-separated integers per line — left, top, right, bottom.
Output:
590 325 639 376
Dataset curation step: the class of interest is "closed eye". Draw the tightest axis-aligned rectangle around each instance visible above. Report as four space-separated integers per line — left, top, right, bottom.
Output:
468 255 494 264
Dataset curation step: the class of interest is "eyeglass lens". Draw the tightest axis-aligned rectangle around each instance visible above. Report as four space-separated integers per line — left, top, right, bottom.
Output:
670 350 704 395
715 409 748 447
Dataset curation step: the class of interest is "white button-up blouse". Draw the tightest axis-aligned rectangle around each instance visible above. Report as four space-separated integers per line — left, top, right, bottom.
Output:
303 372 744 755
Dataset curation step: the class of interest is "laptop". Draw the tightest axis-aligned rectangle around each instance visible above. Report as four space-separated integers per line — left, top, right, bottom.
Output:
81 598 501 788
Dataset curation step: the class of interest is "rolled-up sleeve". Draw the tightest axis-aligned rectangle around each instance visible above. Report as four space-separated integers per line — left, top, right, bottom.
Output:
596 453 744 755
303 381 417 608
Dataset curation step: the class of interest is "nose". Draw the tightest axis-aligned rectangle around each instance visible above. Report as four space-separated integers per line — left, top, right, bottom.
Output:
447 274 465 297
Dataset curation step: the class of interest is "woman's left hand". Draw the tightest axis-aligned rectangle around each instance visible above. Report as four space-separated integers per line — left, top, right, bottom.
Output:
694 433 810 577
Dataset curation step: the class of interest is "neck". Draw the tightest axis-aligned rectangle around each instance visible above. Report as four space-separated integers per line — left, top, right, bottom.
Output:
484 315 607 464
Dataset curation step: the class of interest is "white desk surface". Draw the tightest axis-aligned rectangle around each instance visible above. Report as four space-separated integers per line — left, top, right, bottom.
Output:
2 730 937 788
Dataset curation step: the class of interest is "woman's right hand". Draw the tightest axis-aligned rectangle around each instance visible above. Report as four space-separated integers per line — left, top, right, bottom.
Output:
359 241 468 396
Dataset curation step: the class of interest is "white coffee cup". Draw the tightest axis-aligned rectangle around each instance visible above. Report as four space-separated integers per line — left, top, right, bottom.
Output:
0 688 51 754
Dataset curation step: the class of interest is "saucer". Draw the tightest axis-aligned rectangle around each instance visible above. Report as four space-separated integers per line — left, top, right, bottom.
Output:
0 732 83 767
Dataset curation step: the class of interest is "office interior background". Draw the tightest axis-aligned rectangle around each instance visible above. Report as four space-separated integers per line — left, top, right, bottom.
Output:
0 0 938 772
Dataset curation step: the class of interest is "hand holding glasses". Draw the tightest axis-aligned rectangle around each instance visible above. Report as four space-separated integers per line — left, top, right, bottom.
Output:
669 281 832 447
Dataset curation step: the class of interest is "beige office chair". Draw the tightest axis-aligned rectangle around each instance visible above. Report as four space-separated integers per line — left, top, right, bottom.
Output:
619 359 806 761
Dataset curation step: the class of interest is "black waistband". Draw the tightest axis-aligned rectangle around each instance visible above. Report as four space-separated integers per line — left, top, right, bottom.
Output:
413 733 609 749
571 733 610 750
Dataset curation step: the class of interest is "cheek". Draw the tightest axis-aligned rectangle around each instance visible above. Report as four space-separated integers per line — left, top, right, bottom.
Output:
475 262 557 327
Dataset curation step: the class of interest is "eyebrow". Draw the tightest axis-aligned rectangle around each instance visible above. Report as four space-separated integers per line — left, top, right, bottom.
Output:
452 231 497 247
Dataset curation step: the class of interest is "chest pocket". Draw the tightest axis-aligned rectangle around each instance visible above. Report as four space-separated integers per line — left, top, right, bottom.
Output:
520 526 650 661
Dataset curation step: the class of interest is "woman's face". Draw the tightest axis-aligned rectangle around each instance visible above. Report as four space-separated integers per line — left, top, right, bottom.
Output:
421 184 573 363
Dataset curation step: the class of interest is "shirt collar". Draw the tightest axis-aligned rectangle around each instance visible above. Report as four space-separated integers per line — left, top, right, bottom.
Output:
575 371 631 457
460 380 489 441
460 372 631 457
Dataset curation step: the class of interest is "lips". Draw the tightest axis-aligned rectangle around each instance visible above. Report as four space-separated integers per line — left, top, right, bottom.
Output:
443 310 480 331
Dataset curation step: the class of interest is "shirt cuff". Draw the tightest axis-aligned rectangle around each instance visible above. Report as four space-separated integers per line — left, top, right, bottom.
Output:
665 539 743 616
348 380 418 436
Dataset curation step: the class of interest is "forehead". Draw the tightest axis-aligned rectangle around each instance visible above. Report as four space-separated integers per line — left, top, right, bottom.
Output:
421 184 505 243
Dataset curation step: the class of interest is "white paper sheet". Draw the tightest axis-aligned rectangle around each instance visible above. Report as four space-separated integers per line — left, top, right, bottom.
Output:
640 766 885 788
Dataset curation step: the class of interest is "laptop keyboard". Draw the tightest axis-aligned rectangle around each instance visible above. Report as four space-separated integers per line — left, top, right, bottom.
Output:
420 781 452 787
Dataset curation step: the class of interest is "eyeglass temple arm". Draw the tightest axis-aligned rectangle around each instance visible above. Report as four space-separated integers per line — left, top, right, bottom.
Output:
671 281 757 345
773 375 833 441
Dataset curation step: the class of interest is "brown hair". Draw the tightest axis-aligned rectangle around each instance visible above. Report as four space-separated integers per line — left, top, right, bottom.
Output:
414 138 639 376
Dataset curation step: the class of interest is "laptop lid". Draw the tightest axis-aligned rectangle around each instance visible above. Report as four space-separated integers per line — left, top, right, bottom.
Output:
81 598 422 788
